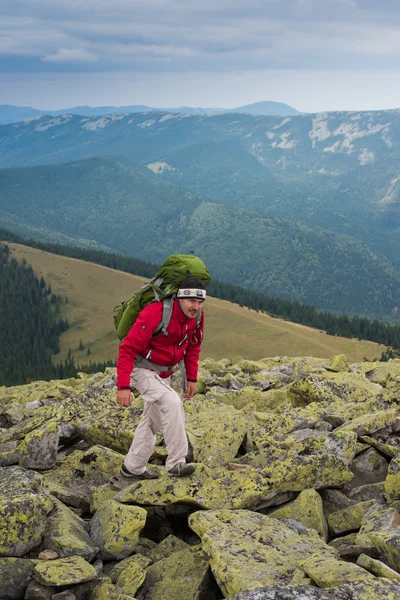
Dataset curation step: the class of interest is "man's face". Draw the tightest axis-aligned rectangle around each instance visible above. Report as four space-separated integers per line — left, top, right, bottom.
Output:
179 298 204 319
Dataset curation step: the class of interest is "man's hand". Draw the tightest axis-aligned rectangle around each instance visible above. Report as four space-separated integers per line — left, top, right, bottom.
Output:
117 389 132 407
184 381 196 399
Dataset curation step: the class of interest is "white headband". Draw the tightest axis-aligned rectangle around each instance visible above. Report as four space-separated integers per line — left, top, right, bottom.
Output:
177 288 206 299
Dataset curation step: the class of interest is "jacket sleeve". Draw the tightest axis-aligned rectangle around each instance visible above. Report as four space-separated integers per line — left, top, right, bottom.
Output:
184 312 204 382
116 302 163 389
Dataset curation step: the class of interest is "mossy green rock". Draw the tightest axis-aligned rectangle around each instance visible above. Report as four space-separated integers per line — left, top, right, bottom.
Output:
135 546 211 600
90 499 147 559
385 454 400 499
186 404 249 466
357 552 400 580
33 555 97 586
43 497 98 560
188 510 335 599
302 551 383 586
42 445 123 492
147 534 190 563
355 503 400 546
109 554 151 583
113 559 146 597
0 557 35 600
329 354 351 372
89 577 119 600
18 421 59 470
269 489 328 541
369 529 400 572
327 500 376 536
0 467 53 556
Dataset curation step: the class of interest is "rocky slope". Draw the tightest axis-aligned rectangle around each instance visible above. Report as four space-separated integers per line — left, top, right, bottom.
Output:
2 354 400 599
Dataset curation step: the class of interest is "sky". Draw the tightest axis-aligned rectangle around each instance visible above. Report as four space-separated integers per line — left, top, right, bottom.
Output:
1 0 400 112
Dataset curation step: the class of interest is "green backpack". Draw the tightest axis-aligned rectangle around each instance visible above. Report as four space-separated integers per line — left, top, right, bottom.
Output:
113 254 211 341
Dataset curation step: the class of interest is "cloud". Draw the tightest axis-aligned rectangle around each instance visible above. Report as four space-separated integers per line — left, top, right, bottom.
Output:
1 0 400 74
42 48 97 63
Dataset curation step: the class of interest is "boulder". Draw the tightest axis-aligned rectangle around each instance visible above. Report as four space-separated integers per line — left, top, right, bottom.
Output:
188 509 335 599
146 534 190 563
90 500 147 560
25 579 56 599
327 500 376 536
0 467 53 556
33 556 97 586
18 421 59 470
355 503 400 546
0 558 35 600
357 552 400 580
43 497 98 561
269 489 328 541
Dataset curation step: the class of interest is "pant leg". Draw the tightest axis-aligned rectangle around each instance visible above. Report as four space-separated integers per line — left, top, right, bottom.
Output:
125 368 188 472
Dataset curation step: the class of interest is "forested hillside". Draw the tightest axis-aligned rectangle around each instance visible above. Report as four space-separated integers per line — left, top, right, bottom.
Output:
1 158 399 319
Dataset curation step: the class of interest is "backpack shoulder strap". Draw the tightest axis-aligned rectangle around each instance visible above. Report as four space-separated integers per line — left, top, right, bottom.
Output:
152 295 175 338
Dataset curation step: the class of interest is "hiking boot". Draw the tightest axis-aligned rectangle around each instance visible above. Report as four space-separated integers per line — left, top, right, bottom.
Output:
168 463 195 477
120 464 160 480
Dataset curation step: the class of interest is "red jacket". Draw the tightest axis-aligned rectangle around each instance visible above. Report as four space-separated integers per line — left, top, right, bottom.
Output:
117 298 204 389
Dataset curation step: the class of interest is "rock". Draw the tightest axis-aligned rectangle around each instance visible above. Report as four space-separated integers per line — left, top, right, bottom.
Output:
0 467 53 556
335 408 399 437
44 481 90 512
328 354 351 373
0 558 35 600
357 552 400 580
76 404 142 454
25 579 56 599
329 532 379 561
42 445 123 494
42 498 98 561
385 454 400 499
302 551 386 587
38 550 59 560
188 509 335 599
346 482 385 504
135 545 216 600
146 534 190 563
109 553 152 583
89 578 119 600
186 404 248 466
369 529 400 572
25 401 43 412
269 489 328 541
0 405 62 446
0 441 20 466
112 558 146 597
344 448 388 490
89 500 147 560
327 500 376 536
355 503 400 546
51 592 77 600
360 434 400 459
319 490 352 516
33 556 97 586
18 422 60 470
234 585 352 599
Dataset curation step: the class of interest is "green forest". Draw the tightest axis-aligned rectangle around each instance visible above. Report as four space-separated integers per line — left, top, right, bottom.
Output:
0 242 113 386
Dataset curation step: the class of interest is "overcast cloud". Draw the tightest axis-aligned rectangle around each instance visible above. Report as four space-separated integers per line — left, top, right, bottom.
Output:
1 0 400 111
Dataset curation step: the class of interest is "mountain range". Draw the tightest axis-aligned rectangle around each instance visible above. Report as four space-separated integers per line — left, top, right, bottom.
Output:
0 108 399 320
0 101 300 125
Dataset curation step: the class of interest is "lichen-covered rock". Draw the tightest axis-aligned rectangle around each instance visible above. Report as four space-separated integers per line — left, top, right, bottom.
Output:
360 435 400 459
369 529 400 572
0 405 62 445
234 585 351 599
269 489 328 541
188 510 335 599
89 577 119 600
329 354 351 373
90 500 147 559
344 448 388 490
135 545 215 600
355 503 400 546
346 482 385 504
0 467 53 556
42 445 123 493
109 554 151 583
33 556 97 586
385 454 400 499
302 551 383 587
336 407 399 437
18 421 59 470
186 404 248 466
43 497 98 560
0 441 20 466
327 500 376 536
357 552 400 580
0 558 35 600
25 579 56 599
44 480 90 512
147 534 190 563
113 558 146 597
76 404 142 454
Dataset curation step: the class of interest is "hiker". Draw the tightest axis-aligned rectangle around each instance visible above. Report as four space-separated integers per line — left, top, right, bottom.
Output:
116 276 206 479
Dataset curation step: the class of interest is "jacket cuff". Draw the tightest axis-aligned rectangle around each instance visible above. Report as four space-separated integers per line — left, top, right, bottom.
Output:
118 386 131 390
186 379 197 383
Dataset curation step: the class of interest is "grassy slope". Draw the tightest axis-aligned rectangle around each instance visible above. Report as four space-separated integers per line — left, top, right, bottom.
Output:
9 243 385 364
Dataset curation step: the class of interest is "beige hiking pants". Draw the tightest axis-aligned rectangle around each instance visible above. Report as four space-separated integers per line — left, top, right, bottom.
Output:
124 367 188 474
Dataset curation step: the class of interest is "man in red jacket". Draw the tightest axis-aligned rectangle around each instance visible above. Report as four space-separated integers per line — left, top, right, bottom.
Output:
116 276 206 479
